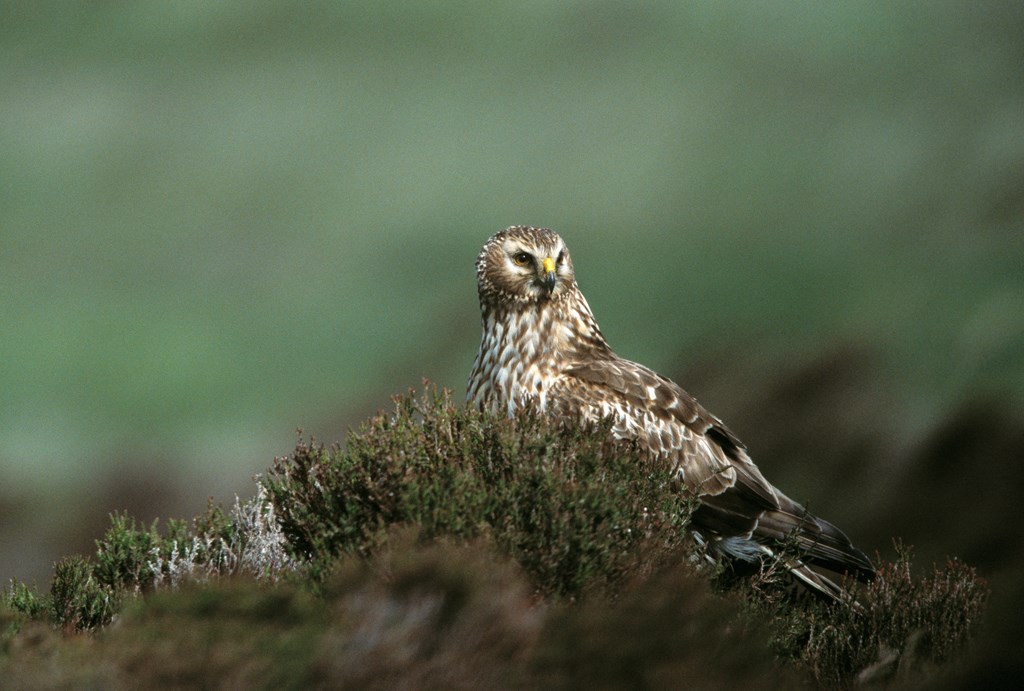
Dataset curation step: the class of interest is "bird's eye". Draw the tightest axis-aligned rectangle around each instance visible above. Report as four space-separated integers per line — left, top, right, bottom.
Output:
556 250 565 264
512 251 531 266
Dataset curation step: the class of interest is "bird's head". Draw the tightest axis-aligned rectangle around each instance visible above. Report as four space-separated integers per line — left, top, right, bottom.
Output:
476 225 575 305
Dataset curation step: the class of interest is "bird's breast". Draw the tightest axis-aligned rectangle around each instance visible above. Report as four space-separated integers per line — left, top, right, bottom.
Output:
468 306 566 415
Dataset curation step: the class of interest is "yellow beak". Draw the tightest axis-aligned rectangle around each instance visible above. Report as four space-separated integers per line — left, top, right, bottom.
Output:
542 256 556 294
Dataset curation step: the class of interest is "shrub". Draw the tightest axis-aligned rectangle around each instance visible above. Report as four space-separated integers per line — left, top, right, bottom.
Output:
747 542 989 685
94 513 160 593
0 386 992 688
264 386 698 598
49 556 121 632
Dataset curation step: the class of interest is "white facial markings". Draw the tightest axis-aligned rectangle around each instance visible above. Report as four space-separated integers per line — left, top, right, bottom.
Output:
495 237 568 300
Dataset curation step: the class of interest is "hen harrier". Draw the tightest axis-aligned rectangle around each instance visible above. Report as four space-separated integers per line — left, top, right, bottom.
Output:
467 225 874 599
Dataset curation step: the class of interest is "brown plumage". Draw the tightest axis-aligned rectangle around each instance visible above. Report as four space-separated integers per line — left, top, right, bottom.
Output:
467 225 875 599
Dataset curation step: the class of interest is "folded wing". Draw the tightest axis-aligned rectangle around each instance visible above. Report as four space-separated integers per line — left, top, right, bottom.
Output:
561 357 875 590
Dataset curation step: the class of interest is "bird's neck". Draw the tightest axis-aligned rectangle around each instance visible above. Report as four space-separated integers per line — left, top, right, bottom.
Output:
489 288 607 360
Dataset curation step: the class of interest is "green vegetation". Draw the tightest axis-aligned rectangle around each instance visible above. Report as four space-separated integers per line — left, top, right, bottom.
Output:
2 388 988 688
264 387 695 596
735 544 988 686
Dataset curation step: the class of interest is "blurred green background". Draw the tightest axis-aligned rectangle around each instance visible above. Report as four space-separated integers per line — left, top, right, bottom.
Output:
2 1 1022 589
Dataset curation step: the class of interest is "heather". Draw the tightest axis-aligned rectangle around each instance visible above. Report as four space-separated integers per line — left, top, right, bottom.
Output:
2 388 988 688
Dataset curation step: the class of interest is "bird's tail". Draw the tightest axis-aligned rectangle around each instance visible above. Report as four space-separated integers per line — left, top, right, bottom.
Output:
693 496 875 603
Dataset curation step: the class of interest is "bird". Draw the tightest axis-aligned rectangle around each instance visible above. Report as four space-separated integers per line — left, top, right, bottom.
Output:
467 225 875 600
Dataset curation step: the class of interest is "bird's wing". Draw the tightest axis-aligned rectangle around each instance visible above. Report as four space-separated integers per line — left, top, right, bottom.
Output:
561 357 875 582
560 356 771 498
